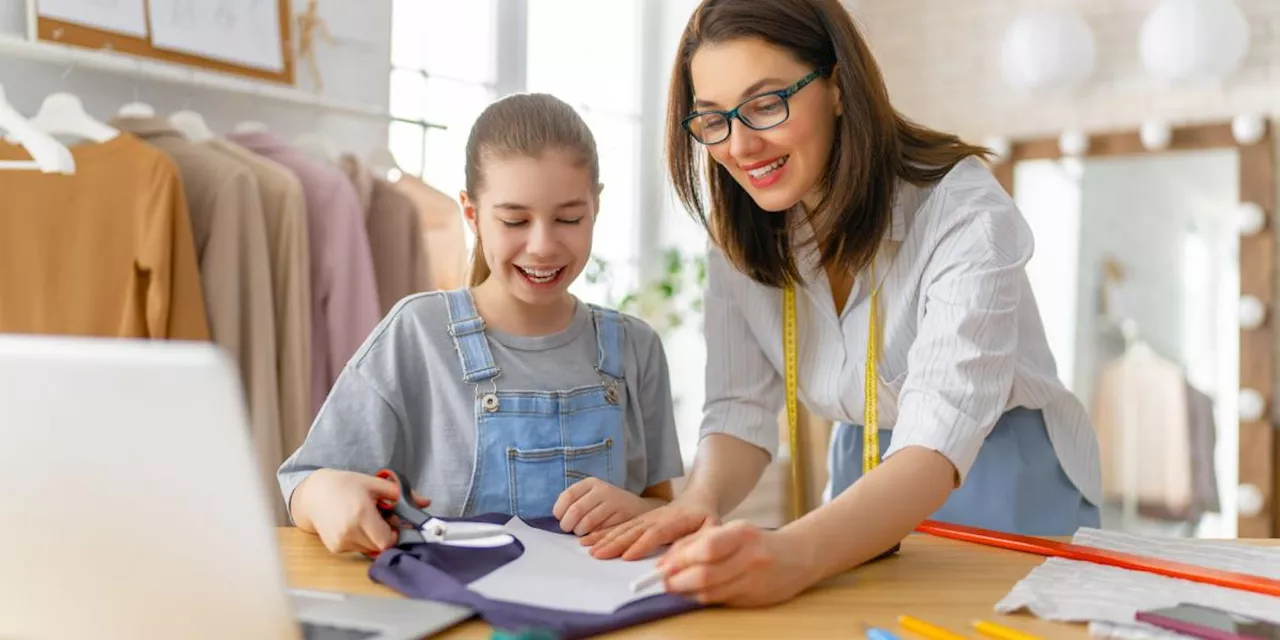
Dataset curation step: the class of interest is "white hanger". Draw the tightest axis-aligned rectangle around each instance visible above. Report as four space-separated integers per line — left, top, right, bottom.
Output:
116 101 155 119
27 91 119 143
234 120 269 134
367 147 403 181
0 83 75 174
170 109 215 143
295 131 341 164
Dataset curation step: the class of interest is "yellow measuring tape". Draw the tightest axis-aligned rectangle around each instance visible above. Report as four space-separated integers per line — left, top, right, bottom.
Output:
784 265 880 521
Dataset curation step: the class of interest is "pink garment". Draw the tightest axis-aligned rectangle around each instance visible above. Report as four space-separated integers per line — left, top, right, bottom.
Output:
228 131 380 419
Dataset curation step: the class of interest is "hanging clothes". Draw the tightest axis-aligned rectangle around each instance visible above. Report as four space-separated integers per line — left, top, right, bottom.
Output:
340 154 430 314
1184 381 1221 518
113 116 284 521
227 131 380 419
1091 345 1211 521
0 134 209 340
206 137 314 466
393 174 469 291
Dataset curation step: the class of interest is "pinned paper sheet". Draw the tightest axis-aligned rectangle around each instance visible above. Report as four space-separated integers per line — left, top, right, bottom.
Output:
994 527 1280 638
465 517 667 614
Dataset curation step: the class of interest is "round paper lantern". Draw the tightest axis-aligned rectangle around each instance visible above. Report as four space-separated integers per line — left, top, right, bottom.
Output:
1140 0 1249 82
1000 8 1097 98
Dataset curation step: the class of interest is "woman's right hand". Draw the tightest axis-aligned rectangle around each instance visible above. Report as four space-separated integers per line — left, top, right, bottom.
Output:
291 469 430 555
580 492 720 560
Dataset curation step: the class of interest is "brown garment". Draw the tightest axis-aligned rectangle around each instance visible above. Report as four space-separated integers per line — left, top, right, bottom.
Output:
340 155 429 313
113 117 283 522
0 133 209 340
207 138 314 474
393 174 468 291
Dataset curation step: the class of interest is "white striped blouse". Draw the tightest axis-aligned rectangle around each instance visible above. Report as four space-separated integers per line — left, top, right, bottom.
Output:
699 156 1102 506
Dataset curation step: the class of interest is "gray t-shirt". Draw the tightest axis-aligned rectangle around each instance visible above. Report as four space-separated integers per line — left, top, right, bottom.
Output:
277 291 684 519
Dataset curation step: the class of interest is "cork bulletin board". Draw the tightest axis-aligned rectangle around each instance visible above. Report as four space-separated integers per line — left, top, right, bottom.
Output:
27 0 295 85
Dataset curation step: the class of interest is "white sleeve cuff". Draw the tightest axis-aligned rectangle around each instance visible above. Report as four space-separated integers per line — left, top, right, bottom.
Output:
699 401 780 460
884 391 987 485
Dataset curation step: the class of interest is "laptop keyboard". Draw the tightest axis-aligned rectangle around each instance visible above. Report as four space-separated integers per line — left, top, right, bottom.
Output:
300 621 380 640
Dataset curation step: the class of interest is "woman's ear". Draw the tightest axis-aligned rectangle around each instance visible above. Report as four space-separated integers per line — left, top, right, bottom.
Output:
593 182 605 215
460 190 480 235
828 65 842 117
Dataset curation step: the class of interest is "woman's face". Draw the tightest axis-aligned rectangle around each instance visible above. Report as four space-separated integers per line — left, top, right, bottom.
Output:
688 37 841 213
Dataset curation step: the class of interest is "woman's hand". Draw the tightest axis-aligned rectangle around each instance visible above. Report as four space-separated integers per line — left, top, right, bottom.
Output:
656 521 816 607
552 478 658 536
291 469 431 555
580 492 720 560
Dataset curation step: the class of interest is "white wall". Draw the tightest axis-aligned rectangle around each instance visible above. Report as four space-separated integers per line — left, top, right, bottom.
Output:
854 0 1280 139
0 0 394 156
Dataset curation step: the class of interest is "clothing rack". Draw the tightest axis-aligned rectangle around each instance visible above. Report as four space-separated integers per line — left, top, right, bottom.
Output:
0 35 445 131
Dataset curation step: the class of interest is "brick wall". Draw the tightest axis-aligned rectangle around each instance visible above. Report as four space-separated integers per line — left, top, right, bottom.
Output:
852 0 1280 139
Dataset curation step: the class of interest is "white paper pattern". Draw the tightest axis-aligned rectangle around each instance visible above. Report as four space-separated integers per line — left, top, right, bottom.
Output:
147 0 284 72
994 527 1280 638
36 0 148 37
465 517 668 614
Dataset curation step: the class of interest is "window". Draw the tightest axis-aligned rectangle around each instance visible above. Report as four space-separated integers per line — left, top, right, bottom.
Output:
527 0 645 306
388 0 498 209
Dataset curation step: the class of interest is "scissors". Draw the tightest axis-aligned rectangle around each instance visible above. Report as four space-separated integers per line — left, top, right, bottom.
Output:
374 468 514 548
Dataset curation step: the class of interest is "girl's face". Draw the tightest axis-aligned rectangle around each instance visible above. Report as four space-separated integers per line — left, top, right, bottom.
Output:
688 37 841 213
462 149 599 307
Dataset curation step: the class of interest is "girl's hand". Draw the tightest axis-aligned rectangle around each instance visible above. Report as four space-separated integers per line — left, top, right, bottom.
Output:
292 469 431 555
580 494 719 560
656 521 815 607
553 478 657 536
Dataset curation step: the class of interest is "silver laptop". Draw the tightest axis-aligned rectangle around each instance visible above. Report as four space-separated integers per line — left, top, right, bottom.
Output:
0 335 473 640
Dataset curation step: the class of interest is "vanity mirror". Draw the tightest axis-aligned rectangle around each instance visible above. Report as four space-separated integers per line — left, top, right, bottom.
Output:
993 121 1276 538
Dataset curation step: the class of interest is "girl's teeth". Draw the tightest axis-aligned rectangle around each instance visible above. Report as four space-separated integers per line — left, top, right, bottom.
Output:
748 157 787 179
519 267 561 283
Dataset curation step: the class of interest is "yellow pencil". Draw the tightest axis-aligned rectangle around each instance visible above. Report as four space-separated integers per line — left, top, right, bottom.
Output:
972 619 1044 640
897 615 967 640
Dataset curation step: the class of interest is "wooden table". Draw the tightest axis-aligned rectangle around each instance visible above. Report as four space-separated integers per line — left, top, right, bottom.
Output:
280 528 1120 639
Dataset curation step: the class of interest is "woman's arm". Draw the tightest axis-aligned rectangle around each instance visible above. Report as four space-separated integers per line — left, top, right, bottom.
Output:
658 192 1033 605
784 446 953 582
678 433 771 516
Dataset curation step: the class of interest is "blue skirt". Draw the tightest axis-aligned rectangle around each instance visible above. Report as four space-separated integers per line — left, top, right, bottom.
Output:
828 407 1099 536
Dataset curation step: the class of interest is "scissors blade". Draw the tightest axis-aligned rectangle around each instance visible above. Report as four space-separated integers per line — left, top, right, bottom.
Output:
422 519 513 547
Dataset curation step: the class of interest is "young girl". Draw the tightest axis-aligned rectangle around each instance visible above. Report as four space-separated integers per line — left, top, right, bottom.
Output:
279 93 684 555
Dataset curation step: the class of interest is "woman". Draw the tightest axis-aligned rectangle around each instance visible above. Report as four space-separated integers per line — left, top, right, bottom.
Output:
583 0 1101 607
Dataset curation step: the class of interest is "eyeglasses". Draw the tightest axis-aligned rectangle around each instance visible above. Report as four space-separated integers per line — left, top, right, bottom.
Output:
682 67 830 146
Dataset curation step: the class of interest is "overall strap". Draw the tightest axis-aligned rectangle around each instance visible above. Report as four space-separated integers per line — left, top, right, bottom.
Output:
444 289 500 383
588 305 625 379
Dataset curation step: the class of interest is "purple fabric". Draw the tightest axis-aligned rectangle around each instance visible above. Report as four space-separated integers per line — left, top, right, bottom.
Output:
368 514 704 638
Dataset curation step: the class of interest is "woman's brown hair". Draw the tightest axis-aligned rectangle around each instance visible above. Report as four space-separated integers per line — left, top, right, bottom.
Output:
666 0 990 288
464 92 600 286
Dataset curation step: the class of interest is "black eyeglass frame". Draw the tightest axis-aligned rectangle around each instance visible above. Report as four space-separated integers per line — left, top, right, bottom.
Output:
682 67 831 145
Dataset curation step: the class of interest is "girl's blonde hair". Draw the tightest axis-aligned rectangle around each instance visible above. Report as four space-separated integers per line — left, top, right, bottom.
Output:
464 93 600 286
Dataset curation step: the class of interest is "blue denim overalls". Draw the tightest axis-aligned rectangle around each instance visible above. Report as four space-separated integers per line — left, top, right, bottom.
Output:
828 407 1101 535
444 289 627 519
